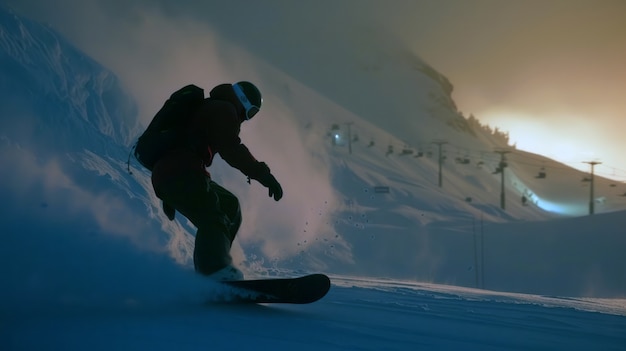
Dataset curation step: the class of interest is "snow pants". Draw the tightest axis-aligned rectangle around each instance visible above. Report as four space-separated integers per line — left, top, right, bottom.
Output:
152 172 242 275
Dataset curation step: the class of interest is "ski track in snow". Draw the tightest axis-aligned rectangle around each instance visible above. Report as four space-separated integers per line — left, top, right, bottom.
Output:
4 276 626 351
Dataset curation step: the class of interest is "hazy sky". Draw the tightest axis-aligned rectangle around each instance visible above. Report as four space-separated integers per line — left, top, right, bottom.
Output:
392 0 626 180
4 0 626 180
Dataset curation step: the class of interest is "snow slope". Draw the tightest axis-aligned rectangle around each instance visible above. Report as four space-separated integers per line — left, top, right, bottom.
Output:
1 2 625 310
1 5 626 350
4 275 626 350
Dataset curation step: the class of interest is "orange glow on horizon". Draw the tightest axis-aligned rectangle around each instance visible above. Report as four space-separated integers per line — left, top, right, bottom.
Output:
477 109 625 181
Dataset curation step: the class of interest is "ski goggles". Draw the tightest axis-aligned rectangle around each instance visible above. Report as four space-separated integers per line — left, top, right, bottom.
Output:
232 83 260 120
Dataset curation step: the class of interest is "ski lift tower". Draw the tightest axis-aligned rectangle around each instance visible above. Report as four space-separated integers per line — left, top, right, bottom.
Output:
345 122 354 155
432 140 448 187
584 161 601 215
494 149 512 210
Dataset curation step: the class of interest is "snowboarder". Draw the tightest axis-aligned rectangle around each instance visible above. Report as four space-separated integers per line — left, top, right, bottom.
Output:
149 82 283 281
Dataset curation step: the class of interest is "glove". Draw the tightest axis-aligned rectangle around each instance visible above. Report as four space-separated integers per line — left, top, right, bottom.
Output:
260 173 283 201
163 201 176 221
251 162 283 201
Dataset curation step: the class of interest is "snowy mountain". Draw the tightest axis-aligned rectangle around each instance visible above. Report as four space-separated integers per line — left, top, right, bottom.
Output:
0 6 139 150
1 6 625 350
0 4 195 305
1 3 625 306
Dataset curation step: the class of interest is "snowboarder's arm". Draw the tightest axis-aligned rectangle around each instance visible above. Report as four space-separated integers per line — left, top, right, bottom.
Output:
219 145 283 201
210 104 283 200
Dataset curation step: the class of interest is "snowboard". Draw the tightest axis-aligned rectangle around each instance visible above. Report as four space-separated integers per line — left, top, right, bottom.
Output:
220 274 331 304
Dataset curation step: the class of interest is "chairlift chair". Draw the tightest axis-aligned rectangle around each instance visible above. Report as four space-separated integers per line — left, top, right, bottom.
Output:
535 167 546 179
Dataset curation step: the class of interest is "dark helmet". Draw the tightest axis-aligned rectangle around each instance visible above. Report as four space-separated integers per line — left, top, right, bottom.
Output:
231 81 262 120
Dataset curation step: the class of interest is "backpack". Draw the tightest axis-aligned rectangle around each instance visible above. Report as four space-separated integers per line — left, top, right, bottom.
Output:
133 84 205 171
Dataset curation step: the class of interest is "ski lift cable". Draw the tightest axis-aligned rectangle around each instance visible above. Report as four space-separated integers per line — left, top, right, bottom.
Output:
442 141 626 175
406 139 626 179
